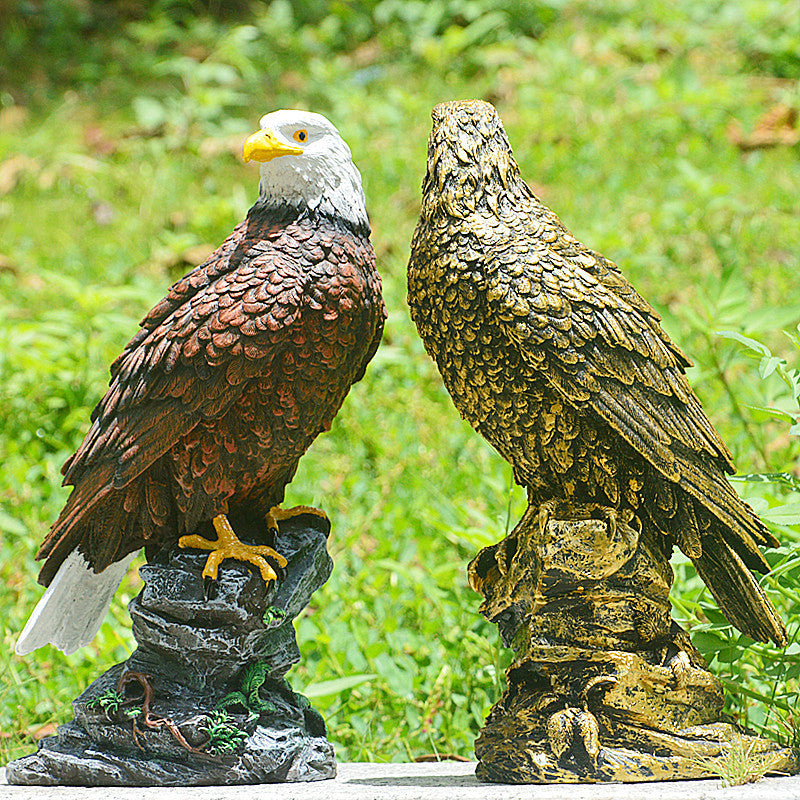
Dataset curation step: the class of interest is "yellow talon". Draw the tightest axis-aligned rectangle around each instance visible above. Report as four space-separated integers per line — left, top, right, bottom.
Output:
266 504 328 531
178 514 288 587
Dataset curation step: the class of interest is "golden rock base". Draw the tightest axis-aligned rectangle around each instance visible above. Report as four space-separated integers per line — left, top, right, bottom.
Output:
476 716 798 783
474 642 799 783
468 506 799 783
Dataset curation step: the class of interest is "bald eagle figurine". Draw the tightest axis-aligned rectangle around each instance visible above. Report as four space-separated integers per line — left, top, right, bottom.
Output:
17 110 385 656
407 100 786 647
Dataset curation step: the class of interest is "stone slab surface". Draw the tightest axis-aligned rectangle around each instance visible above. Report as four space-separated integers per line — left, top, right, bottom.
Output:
3 762 800 799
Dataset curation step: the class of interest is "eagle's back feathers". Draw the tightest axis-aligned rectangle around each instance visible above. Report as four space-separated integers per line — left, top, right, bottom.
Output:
408 99 786 647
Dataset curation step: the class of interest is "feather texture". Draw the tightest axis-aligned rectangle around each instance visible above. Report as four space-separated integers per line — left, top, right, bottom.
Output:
15 551 136 655
22 110 385 655
407 100 786 646
37 203 385 589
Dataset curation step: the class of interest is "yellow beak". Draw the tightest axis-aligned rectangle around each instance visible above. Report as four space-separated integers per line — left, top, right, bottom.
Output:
242 128 303 162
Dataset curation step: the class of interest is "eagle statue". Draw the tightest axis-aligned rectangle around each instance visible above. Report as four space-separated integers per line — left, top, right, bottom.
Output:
407 99 786 647
17 110 385 656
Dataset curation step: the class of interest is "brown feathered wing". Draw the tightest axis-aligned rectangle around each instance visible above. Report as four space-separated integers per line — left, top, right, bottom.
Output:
37 204 384 586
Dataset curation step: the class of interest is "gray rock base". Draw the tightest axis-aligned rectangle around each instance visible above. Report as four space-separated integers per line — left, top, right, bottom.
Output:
5 716 333 786
7 513 335 786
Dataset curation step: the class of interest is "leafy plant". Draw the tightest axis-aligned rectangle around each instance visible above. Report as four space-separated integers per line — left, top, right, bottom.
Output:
302 673 377 699
218 662 276 721
202 710 248 756
693 737 789 786
672 327 800 747
86 689 125 716
730 0 800 79
717 327 800 440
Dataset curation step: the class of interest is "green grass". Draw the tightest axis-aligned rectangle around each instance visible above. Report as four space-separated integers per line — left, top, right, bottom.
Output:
2 0 800 764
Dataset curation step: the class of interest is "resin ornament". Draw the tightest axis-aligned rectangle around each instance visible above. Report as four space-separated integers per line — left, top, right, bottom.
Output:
407 99 797 783
12 109 385 786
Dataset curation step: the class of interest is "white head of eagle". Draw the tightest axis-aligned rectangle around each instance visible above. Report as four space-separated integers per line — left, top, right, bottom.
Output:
243 109 368 232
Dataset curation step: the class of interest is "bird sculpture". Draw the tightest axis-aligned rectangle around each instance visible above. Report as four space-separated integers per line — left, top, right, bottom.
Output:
407 99 786 648
17 109 385 656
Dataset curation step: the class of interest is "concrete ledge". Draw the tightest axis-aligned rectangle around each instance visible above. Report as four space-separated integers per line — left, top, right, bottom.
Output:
3 762 800 799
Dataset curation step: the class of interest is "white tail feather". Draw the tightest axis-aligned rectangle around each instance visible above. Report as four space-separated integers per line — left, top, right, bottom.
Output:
15 551 136 656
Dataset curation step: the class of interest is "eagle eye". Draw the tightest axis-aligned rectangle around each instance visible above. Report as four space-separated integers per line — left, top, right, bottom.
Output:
293 129 308 143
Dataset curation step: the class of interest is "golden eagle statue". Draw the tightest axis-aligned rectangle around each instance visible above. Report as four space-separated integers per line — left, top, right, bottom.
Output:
407 99 785 648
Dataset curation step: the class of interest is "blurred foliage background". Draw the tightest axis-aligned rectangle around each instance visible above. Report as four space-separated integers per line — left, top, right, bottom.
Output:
1 0 799 765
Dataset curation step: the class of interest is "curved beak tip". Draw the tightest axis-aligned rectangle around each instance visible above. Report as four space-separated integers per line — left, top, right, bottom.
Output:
242 128 303 163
